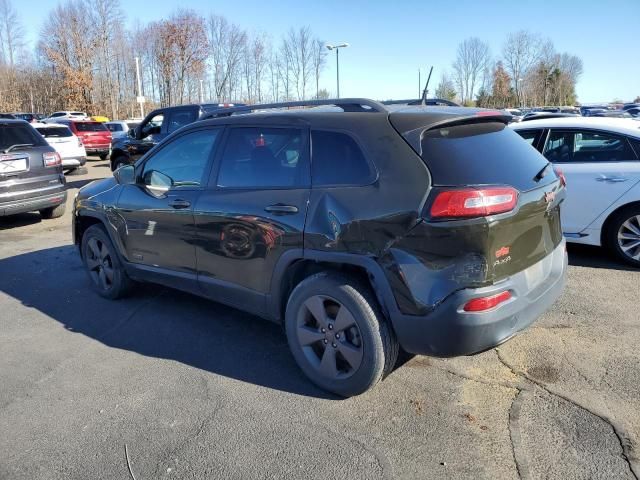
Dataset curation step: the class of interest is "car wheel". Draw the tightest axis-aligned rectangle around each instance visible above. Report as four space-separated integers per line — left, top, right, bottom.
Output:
606 206 640 267
99 153 108 160
39 203 66 219
81 224 132 299
285 272 398 397
111 156 127 172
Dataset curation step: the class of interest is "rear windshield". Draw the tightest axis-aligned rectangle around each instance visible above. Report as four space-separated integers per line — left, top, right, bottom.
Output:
36 127 72 138
71 112 85 116
0 124 47 150
14 113 34 121
106 123 123 132
420 122 551 191
75 122 108 132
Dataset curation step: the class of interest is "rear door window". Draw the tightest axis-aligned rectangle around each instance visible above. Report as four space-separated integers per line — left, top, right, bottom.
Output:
544 130 638 162
420 122 551 191
311 131 374 186
216 127 309 188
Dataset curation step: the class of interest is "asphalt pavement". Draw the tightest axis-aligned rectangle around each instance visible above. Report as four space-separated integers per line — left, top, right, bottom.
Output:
0 158 638 479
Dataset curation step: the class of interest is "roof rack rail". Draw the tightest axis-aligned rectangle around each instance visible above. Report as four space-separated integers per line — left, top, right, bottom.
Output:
382 98 460 107
199 98 387 120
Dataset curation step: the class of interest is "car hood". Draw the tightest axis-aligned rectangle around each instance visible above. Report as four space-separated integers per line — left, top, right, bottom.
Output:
77 176 119 201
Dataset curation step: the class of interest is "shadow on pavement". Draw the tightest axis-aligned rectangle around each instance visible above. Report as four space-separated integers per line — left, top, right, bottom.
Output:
0 245 335 399
567 243 637 272
0 212 42 229
65 178 99 190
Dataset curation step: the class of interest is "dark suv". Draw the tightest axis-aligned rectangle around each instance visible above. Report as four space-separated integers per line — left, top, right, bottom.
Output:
73 99 567 396
109 103 244 171
1 120 66 218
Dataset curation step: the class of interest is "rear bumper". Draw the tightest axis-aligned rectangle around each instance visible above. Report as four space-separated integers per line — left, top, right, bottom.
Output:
392 240 567 356
85 146 111 154
62 156 87 168
0 190 67 216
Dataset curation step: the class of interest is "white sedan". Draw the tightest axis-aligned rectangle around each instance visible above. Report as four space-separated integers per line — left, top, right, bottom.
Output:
33 122 87 173
511 117 640 266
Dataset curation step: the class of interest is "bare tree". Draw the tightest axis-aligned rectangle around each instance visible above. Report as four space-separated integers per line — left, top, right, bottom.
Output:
502 31 543 106
452 37 491 104
311 39 326 99
208 15 246 101
0 0 23 66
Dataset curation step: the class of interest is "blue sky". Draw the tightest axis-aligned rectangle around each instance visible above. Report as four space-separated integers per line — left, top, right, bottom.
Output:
16 0 639 103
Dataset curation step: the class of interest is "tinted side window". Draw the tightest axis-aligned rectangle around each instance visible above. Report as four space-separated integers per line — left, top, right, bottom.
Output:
544 130 638 162
106 124 123 132
217 127 308 188
168 110 197 134
311 131 373 186
142 129 220 188
0 125 47 149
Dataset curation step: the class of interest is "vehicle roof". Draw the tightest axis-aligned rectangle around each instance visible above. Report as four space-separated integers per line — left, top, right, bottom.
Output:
32 122 70 128
0 119 29 124
511 117 640 137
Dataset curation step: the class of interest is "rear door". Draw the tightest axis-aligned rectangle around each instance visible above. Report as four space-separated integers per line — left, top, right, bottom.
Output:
194 125 310 313
542 128 640 233
114 127 223 283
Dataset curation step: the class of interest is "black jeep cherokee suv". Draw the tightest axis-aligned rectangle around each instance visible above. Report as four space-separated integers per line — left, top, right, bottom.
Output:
73 99 567 396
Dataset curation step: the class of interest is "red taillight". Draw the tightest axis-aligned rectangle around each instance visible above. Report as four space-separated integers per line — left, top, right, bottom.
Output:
43 151 61 167
463 291 512 312
430 187 518 219
554 167 566 187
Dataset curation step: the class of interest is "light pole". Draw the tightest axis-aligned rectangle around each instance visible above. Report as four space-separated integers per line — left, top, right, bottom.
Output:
326 43 349 98
134 56 144 118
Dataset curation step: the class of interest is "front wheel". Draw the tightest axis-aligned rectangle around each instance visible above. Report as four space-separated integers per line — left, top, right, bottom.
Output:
99 152 108 160
285 272 398 397
81 224 132 299
606 206 640 267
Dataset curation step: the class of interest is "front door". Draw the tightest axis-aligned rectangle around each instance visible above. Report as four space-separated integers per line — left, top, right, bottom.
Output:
115 127 223 281
194 126 310 315
542 129 640 233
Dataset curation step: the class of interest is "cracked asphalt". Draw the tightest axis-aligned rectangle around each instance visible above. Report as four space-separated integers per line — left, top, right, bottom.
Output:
1 160 639 479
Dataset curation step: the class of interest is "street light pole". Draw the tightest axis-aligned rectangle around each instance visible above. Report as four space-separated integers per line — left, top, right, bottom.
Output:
134 56 144 118
326 43 349 98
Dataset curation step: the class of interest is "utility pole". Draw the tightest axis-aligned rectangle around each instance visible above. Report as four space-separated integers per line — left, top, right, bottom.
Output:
135 56 144 118
326 43 349 99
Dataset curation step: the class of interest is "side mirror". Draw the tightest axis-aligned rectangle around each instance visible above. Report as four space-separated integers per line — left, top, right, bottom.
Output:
127 128 137 139
143 170 173 197
114 164 135 184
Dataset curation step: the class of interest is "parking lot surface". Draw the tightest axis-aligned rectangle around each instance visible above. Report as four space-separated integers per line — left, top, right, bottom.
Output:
1 159 639 479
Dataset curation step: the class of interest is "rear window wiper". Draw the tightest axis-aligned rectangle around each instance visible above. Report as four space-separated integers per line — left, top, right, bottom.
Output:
534 162 551 182
3 143 33 153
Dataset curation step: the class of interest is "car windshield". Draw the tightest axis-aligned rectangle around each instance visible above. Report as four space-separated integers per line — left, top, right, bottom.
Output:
0 124 47 150
75 122 108 132
36 127 72 138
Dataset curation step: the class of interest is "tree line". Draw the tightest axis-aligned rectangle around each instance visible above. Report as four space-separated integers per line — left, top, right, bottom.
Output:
435 31 586 108
0 0 329 118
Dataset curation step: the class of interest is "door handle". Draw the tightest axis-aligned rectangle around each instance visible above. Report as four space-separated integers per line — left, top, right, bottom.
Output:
168 199 191 209
265 204 299 215
595 176 629 183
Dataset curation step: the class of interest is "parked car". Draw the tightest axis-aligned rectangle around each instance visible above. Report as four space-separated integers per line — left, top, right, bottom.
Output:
504 108 523 122
54 119 112 159
43 111 89 122
589 110 633 119
521 112 579 122
33 122 87 173
91 116 109 123
11 113 38 123
626 107 640 118
0 113 17 119
0 119 66 218
512 117 640 266
105 120 139 141
622 103 640 111
74 99 567 396
109 103 244 171
581 107 608 117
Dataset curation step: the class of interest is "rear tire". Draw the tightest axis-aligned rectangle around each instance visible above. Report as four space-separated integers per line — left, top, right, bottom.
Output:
39 203 66 219
605 206 640 267
285 272 398 397
99 153 108 160
81 224 132 299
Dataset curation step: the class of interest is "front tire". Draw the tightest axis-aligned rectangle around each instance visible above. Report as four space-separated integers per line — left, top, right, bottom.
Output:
39 203 66 219
99 153 108 160
285 272 398 397
81 224 132 299
605 206 640 267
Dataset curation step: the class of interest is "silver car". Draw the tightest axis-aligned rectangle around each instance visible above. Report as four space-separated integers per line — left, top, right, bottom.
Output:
105 120 139 140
